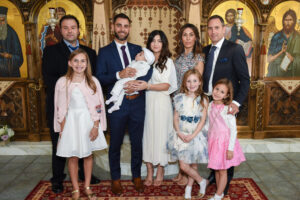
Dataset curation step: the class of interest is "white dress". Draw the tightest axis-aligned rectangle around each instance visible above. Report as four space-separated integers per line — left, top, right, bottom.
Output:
56 86 107 158
142 58 177 166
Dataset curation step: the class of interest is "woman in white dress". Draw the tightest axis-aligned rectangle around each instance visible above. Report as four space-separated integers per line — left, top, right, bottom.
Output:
133 30 177 186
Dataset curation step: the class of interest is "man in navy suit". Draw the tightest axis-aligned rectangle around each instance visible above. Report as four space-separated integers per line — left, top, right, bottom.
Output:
203 15 250 196
42 15 100 194
96 13 152 195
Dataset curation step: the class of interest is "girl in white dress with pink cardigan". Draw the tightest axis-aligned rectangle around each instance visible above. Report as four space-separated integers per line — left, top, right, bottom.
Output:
54 48 107 200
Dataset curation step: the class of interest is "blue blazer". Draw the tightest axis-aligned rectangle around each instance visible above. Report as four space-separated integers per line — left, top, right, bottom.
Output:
203 39 250 105
96 41 153 96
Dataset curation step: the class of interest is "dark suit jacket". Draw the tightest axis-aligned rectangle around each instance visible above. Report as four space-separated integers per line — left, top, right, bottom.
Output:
95 41 152 97
203 39 250 105
42 41 97 124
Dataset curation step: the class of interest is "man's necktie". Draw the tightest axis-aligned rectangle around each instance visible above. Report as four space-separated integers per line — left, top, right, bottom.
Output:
121 46 129 67
203 46 217 92
68 45 79 51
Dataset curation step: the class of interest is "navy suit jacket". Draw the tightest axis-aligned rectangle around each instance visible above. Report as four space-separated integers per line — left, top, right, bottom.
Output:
96 41 153 97
203 39 250 105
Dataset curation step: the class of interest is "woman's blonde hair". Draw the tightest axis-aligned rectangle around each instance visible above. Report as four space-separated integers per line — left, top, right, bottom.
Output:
65 48 96 93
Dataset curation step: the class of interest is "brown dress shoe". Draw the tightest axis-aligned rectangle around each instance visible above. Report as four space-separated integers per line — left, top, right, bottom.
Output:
111 180 123 195
132 177 144 193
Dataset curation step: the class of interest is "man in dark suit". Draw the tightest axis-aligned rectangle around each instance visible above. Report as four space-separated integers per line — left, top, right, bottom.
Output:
42 15 99 194
96 13 152 195
203 15 250 196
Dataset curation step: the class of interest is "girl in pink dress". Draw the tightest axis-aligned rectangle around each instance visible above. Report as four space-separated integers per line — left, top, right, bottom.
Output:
207 78 246 200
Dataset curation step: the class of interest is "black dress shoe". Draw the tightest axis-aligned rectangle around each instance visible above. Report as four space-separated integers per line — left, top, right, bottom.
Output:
90 174 101 184
208 170 216 185
51 182 63 194
79 174 101 184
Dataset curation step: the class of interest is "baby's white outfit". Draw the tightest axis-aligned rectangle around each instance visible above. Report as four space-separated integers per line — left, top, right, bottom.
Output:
106 48 154 113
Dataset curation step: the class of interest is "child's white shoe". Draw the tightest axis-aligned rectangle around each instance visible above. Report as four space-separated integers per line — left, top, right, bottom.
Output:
208 193 224 200
105 99 111 105
184 185 192 200
198 178 208 197
108 105 120 113
106 95 118 105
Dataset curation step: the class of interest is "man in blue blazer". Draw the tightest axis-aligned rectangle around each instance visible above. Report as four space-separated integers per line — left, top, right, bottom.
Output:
96 13 152 195
203 15 250 196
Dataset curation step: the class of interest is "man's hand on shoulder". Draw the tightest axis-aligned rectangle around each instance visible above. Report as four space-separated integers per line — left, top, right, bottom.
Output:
228 103 239 115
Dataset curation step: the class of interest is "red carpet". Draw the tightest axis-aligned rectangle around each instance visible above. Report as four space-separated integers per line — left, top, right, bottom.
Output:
25 178 268 199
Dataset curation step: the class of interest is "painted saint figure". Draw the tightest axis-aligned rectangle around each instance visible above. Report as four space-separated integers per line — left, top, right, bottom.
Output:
0 6 23 77
224 9 253 75
267 9 300 77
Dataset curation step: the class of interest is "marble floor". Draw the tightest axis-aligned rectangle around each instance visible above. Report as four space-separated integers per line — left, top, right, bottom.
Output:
0 153 299 200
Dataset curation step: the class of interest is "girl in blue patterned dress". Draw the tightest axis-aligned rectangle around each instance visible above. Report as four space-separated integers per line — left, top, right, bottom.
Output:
167 69 209 199
173 23 205 186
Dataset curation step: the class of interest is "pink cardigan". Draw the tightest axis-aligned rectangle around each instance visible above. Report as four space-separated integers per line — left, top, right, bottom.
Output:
54 76 107 132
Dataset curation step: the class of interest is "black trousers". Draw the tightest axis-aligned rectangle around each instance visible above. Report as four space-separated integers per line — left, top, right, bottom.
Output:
49 124 85 184
208 166 234 195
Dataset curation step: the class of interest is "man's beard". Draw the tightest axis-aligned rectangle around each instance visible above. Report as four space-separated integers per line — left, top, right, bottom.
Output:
226 18 235 25
0 23 7 40
283 25 294 35
114 31 128 41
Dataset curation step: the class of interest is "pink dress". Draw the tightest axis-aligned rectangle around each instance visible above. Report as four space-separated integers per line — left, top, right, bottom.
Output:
207 103 245 170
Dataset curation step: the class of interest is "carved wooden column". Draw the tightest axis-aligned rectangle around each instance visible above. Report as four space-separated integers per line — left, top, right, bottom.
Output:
86 21 93 48
24 22 36 79
200 23 207 46
27 81 41 141
251 80 265 139
257 11 268 79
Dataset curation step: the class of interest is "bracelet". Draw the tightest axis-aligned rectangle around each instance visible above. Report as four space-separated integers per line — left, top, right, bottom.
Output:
93 125 99 129
147 83 151 90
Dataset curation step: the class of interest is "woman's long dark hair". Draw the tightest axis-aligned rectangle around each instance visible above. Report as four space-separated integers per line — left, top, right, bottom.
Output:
175 23 202 59
146 30 171 73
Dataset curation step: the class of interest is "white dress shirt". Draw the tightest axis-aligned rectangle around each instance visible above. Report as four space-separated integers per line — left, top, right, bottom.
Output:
208 37 224 95
207 37 240 107
114 40 131 79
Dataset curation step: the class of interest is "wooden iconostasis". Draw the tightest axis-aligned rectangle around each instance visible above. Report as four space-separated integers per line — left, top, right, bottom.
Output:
0 0 299 141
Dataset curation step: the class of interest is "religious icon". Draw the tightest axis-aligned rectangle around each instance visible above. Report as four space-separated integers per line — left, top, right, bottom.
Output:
0 6 23 77
266 9 300 77
224 8 253 75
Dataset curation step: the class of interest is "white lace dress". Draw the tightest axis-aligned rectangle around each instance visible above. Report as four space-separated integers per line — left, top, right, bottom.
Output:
56 86 107 158
142 58 177 166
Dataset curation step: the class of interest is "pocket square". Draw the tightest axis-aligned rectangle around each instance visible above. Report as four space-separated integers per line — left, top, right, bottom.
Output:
219 57 228 63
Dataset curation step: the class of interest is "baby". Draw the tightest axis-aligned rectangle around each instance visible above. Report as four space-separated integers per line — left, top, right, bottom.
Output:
106 48 155 113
